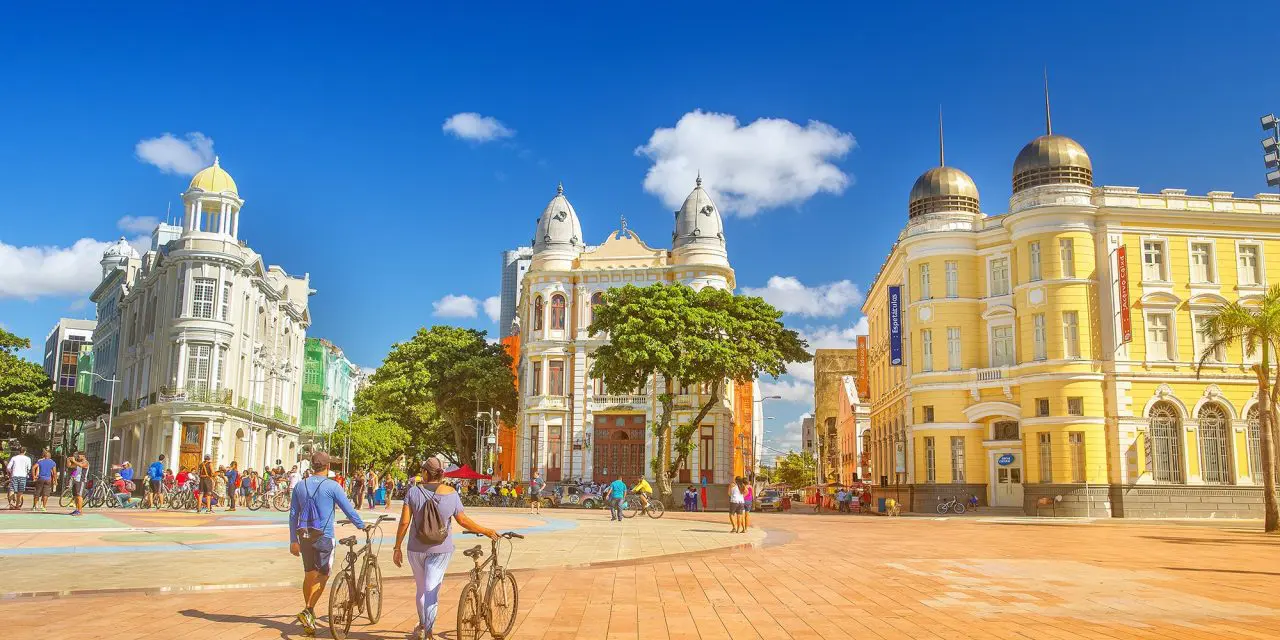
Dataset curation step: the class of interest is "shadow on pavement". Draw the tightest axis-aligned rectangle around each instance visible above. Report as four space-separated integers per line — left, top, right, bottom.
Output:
1164 566 1280 577
1139 535 1280 547
178 608 438 640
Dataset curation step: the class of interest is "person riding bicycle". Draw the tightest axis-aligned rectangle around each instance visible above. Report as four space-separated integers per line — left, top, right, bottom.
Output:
289 451 366 636
631 476 653 511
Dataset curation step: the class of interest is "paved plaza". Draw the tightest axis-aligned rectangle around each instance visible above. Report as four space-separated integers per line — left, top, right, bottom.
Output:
2 505 1279 639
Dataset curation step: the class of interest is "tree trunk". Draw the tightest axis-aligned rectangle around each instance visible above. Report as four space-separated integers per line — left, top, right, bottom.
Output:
1254 357 1279 533
653 380 675 501
669 380 722 482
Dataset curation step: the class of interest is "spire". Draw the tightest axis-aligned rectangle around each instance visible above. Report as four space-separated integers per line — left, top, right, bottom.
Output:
556 181 564 195
213 155 221 167
938 105 945 167
1043 67 1053 135
696 171 702 188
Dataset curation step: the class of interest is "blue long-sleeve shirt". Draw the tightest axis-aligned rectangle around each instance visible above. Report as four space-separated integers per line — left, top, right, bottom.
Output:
289 475 364 543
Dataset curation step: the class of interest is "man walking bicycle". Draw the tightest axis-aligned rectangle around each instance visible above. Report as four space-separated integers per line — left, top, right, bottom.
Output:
289 451 366 636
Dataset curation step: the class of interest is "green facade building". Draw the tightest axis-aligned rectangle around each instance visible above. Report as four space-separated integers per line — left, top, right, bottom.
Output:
300 338 359 446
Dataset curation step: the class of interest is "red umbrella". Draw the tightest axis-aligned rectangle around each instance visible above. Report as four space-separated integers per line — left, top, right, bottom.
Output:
444 464 491 480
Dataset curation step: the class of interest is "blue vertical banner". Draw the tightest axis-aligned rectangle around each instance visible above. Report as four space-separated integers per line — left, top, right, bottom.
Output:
888 285 903 366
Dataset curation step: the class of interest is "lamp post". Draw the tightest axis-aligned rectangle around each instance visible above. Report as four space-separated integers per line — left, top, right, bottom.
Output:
84 372 119 475
476 409 501 474
1263 114 1280 189
751 395 782 480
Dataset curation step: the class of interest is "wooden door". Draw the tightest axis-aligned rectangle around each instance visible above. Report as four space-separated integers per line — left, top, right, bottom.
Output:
179 422 204 472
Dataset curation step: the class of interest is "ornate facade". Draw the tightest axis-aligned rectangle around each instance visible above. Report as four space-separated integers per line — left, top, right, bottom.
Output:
515 180 759 487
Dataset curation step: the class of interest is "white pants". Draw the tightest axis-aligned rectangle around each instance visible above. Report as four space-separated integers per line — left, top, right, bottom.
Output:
408 550 452 633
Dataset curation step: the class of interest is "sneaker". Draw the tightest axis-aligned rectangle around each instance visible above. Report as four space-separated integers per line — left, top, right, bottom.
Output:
297 609 316 634
70 510 82 516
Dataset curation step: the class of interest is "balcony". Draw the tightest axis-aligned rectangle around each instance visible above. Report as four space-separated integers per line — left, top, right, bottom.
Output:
974 367 1007 383
525 395 568 411
157 386 234 405
971 366 1013 400
588 394 649 412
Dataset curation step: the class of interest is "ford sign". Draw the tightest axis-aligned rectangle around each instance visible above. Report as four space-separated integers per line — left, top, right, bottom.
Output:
998 453 1015 466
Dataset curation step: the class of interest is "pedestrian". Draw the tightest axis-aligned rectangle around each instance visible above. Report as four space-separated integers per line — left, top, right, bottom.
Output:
606 472 626 522
393 457 499 640
529 472 544 515
289 465 302 489
352 470 365 509
835 488 847 513
225 461 240 511
213 468 228 509
683 486 697 512
365 467 376 507
112 473 138 508
742 481 754 529
383 475 395 510
163 467 175 492
5 447 32 511
728 476 746 533
289 451 366 636
146 455 166 507
68 451 89 516
198 455 216 513
33 449 58 512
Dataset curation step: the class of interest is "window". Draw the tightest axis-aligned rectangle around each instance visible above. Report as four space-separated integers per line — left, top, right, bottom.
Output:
547 426 562 475
993 421 1019 441
1059 238 1075 277
1062 311 1081 359
989 257 1010 296
1146 313 1173 361
533 296 544 331
699 425 715 482
1038 433 1053 483
1239 245 1261 286
1148 401 1184 483
191 278 216 319
220 281 232 321
1069 432 1086 483
1194 314 1225 363
186 344 211 390
1190 242 1214 283
991 325 1015 367
945 261 958 298
550 293 566 330
920 329 933 372
1029 241 1042 281
1198 404 1232 485
548 360 564 396
1036 397 1050 417
922 406 934 423
919 263 931 300
531 361 542 395
1247 406 1263 484
589 291 604 328
950 437 966 483
1067 397 1084 416
946 327 962 371
1032 314 1047 361
1142 241 1166 281
924 437 936 483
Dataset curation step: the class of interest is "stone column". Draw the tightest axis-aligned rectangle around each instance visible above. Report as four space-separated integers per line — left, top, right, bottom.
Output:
169 420 182 470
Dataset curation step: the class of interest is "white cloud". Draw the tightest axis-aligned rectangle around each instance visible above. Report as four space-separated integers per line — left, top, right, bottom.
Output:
636 109 854 216
743 276 863 318
432 294 480 318
785 317 869 382
483 296 501 323
442 113 515 143
117 215 159 234
759 378 813 404
0 236 136 299
763 414 810 461
135 132 215 175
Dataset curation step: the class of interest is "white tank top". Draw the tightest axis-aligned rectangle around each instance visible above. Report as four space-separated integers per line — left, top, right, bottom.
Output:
729 484 745 504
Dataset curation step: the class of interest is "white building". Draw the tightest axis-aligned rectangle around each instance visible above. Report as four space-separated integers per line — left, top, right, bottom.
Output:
516 179 753 486
90 158 312 473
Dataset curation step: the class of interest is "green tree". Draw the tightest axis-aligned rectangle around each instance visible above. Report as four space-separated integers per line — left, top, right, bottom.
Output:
331 414 410 471
367 326 516 465
773 450 817 488
1196 290 1280 533
0 329 53 425
50 389 110 456
589 284 811 500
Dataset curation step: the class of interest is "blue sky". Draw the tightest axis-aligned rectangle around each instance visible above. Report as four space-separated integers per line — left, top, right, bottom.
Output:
2 2 1277 458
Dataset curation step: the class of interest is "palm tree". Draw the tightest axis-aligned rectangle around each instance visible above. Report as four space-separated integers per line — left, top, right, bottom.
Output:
1196 286 1280 533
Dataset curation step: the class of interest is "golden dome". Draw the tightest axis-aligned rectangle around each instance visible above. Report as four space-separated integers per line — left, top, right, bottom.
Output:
187 157 238 195
1012 134 1092 192
908 166 980 218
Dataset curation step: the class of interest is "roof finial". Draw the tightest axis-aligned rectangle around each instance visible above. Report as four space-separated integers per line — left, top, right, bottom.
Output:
620 214 628 235
213 155 221 167
696 170 702 188
1043 66 1053 135
938 105 945 167
556 181 563 195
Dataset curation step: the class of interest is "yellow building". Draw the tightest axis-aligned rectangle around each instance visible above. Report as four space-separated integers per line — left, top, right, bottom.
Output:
813 349 869 485
863 115 1280 517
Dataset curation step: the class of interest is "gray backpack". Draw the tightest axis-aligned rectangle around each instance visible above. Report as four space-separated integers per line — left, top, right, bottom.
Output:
414 484 449 546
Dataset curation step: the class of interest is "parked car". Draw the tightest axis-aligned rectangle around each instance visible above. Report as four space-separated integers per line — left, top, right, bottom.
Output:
755 489 784 512
541 483 606 509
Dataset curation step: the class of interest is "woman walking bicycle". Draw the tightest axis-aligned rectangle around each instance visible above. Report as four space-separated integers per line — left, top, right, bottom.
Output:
392 457 499 640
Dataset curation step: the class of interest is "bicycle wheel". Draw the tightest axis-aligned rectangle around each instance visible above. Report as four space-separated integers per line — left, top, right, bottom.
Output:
88 488 105 509
247 493 262 511
59 488 73 509
361 558 383 624
624 498 639 519
936 502 950 515
327 570 356 640
483 570 519 638
457 582 484 640
953 502 966 515
646 499 665 519
273 492 289 512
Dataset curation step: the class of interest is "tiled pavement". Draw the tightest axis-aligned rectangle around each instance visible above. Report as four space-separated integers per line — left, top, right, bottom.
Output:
3 510 1280 639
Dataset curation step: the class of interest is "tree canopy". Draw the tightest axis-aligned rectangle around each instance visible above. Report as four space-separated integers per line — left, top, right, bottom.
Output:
773 450 817 488
589 283 811 498
331 412 410 472
50 389 110 454
0 329 53 425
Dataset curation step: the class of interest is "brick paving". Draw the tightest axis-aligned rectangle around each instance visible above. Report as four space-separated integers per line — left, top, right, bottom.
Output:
3 511 1279 639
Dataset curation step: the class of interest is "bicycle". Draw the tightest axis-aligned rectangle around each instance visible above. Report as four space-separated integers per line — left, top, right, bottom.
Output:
458 531 524 640
884 497 901 517
966 494 980 512
624 493 665 519
936 495 966 515
328 515 395 640
59 472 101 508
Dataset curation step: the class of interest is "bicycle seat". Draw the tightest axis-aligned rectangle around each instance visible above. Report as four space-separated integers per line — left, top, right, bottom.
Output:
339 536 358 546
463 545 483 559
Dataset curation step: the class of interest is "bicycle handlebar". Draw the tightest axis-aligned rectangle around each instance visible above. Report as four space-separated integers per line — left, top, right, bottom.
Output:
466 531 524 539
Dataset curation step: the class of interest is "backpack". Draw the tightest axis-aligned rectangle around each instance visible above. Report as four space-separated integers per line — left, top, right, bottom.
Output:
124 480 137 493
414 484 450 547
294 477 334 541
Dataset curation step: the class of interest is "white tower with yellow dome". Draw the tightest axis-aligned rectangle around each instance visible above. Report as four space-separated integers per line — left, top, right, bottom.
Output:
183 156 244 238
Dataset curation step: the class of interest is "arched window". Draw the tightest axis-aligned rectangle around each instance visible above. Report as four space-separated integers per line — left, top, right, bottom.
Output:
1247 406 1262 484
533 296 544 331
590 291 604 328
1198 403 1232 484
1148 401 1184 483
550 294 566 330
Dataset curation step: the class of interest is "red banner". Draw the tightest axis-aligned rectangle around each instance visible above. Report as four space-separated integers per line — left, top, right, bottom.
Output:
856 335 869 399
1117 245 1132 344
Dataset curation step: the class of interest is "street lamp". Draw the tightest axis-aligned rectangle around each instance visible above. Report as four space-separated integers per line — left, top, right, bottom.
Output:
750 395 782 480
84 372 120 475
1263 114 1280 188
476 409 501 474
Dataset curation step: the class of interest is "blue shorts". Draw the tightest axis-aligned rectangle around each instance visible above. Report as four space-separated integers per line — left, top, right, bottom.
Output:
298 533 335 575
9 476 27 494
